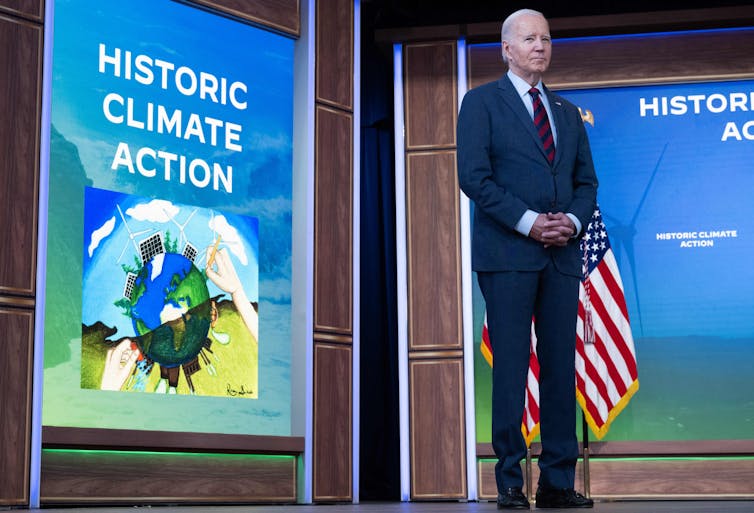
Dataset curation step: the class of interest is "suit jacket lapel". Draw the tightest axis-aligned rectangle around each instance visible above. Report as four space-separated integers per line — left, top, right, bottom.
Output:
496 75 550 163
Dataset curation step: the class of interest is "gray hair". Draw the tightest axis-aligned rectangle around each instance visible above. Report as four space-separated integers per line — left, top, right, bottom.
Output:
500 8 546 63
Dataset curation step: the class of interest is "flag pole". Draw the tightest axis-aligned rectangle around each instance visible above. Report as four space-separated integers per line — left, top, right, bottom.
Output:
581 411 591 498
526 446 533 501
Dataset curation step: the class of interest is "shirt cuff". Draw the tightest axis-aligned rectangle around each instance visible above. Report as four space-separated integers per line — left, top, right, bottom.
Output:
515 209 539 237
566 213 582 237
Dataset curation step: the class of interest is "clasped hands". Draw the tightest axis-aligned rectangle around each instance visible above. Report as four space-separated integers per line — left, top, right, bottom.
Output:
529 212 575 247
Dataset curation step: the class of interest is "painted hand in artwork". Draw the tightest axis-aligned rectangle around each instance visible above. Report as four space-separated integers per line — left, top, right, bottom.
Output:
206 247 242 294
101 338 140 391
206 246 259 341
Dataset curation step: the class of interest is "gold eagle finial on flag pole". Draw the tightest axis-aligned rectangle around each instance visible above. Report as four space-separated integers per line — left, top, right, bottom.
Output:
578 106 595 127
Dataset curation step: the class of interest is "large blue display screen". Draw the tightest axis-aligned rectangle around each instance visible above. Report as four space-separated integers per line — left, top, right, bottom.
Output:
473 79 754 443
44 0 295 436
561 80 754 440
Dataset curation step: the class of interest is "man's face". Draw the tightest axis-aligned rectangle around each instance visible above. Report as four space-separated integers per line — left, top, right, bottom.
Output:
503 14 552 81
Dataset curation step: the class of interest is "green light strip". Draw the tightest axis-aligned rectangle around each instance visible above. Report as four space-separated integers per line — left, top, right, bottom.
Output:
479 456 754 463
44 448 294 461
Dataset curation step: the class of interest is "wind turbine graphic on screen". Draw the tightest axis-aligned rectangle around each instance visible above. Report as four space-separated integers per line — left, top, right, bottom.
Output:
116 203 153 263
601 143 667 337
197 210 220 267
164 206 197 250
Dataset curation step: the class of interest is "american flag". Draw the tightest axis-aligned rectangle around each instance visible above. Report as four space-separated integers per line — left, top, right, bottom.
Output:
481 316 540 446
576 207 639 438
480 207 638 443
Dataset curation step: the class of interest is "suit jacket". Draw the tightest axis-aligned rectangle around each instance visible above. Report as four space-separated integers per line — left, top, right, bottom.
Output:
457 74 598 277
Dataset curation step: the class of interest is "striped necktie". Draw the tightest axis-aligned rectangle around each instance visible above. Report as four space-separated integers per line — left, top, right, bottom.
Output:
529 87 555 164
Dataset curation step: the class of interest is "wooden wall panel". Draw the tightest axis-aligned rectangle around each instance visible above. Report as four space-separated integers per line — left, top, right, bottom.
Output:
1 8 41 508
468 27 754 90
0 308 34 506
314 106 353 334
589 458 754 498
402 40 466 499
316 0 353 110
313 343 352 501
405 151 462 351
477 459 499 500
404 42 457 150
480 456 754 500
478 459 585 500
43 426 304 454
479 455 754 500
409 359 466 499
0 14 41 297
378 7 754 45
187 0 299 37
41 450 297 504
0 0 43 21
312 0 354 503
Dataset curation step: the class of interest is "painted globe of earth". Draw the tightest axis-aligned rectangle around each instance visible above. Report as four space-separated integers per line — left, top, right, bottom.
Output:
129 252 211 367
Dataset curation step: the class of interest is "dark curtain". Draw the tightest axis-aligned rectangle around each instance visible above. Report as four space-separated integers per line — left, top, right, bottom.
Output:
359 4 400 500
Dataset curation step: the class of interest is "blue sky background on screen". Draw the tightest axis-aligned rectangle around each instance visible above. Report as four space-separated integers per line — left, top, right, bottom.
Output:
562 81 754 339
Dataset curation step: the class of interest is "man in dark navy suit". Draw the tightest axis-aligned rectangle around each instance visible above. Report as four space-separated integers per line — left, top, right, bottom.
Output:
457 8 598 510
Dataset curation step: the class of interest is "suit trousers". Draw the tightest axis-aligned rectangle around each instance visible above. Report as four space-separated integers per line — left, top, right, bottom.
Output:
478 259 580 492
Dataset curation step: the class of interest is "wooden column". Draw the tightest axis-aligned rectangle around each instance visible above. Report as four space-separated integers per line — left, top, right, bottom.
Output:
402 41 467 499
0 0 44 507
312 0 355 502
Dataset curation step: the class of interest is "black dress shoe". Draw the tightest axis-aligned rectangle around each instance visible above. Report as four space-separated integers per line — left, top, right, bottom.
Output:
497 487 530 509
535 486 593 508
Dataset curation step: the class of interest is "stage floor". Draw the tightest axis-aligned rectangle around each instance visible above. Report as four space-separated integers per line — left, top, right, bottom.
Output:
24 501 754 513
